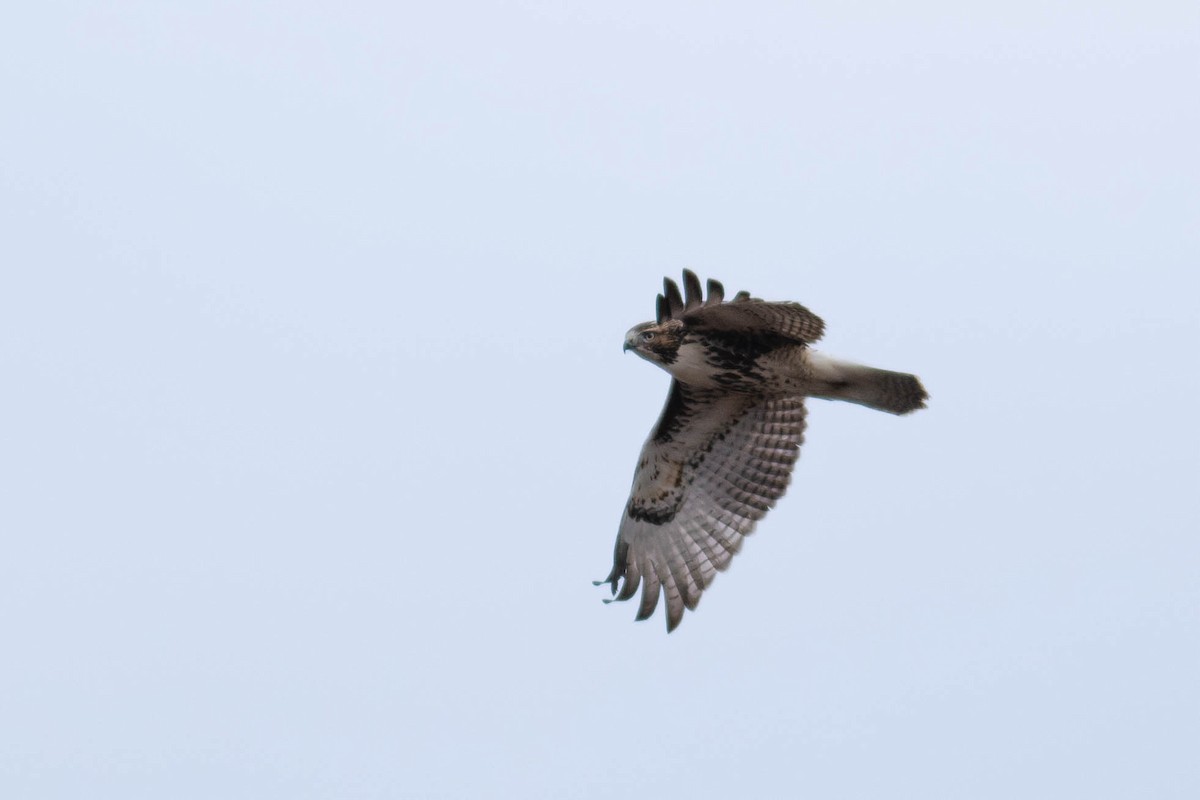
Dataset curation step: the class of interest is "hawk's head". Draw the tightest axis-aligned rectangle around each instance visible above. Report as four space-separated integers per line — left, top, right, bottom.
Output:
624 319 685 365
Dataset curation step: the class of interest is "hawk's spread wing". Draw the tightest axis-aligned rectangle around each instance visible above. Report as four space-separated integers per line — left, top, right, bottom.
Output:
656 271 826 344
597 381 807 631
682 297 826 344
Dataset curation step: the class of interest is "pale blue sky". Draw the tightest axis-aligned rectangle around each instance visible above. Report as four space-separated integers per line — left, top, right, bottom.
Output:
2 3 1198 798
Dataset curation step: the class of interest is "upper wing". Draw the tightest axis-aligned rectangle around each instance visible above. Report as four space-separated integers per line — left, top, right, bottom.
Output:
683 298 826 345
656 269 825 345
597 381 807 631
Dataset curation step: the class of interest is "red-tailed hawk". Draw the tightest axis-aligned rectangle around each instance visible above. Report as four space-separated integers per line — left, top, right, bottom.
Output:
596 271 928 631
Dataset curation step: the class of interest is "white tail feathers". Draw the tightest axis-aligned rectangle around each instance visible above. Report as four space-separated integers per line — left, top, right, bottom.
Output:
807 353 929 415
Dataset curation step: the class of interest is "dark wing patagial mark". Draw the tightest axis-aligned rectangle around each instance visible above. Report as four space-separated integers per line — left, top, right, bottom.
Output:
650 380 690 443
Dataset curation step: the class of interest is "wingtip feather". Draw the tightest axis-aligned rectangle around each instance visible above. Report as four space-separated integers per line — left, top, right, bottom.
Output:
663 277 685 319
635 564 662 621
706 278 725 305
682 269 703 310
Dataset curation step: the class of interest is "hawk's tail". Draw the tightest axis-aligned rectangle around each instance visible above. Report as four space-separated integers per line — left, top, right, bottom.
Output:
808 354 929 415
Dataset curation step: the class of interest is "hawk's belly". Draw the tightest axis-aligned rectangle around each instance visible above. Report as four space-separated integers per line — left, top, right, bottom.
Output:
666 341 817 395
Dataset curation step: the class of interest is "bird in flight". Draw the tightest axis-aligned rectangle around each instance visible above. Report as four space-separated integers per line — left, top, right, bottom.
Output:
596 271 928 631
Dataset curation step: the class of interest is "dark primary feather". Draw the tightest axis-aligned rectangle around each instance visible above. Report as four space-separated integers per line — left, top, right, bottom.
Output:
663 277 685 319
682 269 704 310
706 278 725 305
659 271 726 322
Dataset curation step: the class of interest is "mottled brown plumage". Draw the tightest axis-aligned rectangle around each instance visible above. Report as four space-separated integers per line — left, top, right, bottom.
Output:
598 271 928 631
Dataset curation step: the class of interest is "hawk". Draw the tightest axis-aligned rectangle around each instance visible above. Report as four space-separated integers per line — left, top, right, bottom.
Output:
596 271 928 631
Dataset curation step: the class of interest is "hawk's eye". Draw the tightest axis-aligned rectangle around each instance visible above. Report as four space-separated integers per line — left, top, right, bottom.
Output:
640 331 654 342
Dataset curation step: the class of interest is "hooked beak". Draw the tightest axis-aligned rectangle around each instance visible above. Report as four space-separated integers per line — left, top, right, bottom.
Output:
623 342 632 352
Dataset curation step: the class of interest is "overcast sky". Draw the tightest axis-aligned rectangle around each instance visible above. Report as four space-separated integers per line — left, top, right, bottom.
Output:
2 3 1198 798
